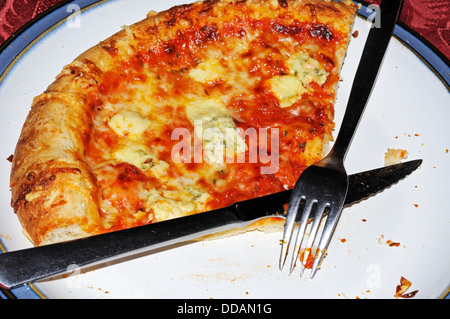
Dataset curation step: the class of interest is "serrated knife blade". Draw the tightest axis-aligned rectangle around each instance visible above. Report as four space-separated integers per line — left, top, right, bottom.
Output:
0 159 422 289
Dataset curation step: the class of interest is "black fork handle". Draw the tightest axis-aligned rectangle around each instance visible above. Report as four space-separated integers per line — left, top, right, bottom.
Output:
331 0 403 160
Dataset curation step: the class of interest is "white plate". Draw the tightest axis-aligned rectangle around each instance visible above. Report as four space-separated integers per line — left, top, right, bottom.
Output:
0 0 449 299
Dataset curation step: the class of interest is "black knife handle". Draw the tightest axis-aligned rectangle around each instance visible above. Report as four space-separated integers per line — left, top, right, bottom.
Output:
0 207 244 290
0 159 421 290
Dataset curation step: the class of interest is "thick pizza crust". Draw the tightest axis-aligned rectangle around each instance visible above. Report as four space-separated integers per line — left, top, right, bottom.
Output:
10 0 357 246
10 68 103 245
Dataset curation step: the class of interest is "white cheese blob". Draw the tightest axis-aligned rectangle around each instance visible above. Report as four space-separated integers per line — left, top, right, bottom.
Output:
145 187 210 222
287 52 329 86
185 98 246 164
112 142 154 170
108 110 151 139
200 115 247 164
188 56 226 84
267 75 305 108
269 52 329 108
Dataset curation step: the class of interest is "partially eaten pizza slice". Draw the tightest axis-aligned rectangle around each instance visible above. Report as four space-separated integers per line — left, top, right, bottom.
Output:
10 0 358 246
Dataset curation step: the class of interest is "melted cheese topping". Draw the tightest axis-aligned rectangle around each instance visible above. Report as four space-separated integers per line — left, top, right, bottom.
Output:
84 16 347 231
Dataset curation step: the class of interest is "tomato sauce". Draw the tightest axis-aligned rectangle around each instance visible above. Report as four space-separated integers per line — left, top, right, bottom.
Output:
86 17 345 226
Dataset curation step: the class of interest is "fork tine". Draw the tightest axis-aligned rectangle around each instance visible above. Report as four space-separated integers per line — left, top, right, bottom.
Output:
288 199 315 274
297 202 329 276
279 195 303 270
310 203 344 278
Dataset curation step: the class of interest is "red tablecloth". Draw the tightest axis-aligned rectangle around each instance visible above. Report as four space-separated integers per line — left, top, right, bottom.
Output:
1 0 449 59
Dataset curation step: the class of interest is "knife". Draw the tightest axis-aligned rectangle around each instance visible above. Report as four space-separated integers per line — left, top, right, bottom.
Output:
0 159 422 290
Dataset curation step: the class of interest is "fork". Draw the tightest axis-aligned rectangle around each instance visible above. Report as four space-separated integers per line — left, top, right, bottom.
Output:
279 0 403 278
